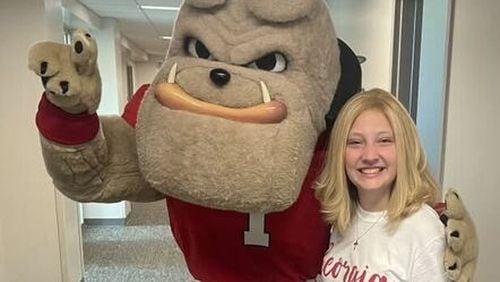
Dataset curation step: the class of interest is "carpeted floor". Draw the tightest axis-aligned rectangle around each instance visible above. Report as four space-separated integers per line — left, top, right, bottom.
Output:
125 201 170 226
82 200 195 281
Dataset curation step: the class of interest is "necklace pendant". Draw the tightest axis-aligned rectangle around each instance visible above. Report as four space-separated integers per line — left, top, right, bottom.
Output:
353 240 358 251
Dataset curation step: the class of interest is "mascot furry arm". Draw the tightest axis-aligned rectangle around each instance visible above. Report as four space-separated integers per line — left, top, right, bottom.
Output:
27 0 477 281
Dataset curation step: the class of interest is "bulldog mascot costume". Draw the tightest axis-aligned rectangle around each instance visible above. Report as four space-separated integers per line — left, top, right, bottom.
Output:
28 0 478 281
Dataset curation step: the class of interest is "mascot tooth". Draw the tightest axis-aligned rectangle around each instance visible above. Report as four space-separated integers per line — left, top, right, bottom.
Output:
27 0 478 280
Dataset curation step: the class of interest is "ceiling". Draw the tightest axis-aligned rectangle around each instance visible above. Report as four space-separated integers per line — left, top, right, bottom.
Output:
78 0 183 56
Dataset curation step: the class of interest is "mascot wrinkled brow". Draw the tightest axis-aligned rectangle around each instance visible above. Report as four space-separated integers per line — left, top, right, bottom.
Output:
28 0 477 281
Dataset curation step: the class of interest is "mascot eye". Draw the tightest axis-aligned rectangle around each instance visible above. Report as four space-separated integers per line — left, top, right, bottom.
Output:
247 52 287 72
186 38 214 60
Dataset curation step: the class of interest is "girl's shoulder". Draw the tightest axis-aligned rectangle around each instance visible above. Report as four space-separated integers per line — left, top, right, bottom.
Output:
411 204 441 221
398 204 444 241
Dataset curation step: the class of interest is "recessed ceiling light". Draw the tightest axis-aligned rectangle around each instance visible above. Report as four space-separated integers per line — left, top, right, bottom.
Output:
139 5 180 11
160 36 172 40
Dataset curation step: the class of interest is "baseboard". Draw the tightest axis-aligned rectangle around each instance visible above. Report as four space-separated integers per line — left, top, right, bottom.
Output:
83 218 126 225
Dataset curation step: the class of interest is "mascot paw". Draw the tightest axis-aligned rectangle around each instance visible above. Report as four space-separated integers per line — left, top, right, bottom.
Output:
28 29 101 114
441 189 479 281
444 248 462 280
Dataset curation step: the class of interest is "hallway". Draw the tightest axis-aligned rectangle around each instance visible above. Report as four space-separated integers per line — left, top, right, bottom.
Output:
82 201 193 281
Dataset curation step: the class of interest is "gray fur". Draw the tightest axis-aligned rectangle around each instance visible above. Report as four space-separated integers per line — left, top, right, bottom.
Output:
41 117 164 202
248 0 318 23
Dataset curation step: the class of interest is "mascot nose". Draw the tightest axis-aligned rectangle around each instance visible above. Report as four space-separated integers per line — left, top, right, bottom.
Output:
210 68 231 87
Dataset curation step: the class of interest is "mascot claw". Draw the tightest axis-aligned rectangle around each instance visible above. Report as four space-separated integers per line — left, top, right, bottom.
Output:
155 63 287 124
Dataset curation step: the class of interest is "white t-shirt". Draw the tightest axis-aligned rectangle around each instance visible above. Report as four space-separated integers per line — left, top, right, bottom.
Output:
319 204 448 282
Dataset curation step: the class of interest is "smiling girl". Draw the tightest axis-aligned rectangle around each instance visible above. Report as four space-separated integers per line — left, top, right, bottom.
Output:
315 89 448 281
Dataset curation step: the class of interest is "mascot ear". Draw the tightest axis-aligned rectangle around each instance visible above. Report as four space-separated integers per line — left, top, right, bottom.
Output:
184 0 226 9
325 38 362 129
248 0 317 23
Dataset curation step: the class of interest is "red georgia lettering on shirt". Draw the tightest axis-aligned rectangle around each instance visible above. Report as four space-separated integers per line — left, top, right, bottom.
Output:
322 256 388 282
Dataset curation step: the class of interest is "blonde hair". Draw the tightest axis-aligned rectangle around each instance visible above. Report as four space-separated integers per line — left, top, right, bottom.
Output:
315 88 437 235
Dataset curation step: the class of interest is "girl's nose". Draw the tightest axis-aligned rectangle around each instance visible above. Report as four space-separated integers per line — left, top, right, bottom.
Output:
361 145 379 164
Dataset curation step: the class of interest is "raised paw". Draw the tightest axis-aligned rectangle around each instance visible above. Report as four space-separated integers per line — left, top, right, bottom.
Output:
28 29 101 114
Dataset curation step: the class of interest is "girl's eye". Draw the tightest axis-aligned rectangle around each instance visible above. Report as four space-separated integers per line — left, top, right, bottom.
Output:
380 137 394 143
186 38 214 60
347 139 362 146
247 52 287 72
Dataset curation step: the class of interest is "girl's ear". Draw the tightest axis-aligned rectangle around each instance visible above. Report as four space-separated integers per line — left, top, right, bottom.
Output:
184 0 226 9
248 0 317 23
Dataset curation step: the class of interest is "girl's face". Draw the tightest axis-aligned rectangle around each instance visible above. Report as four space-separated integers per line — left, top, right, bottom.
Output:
345 110 397 196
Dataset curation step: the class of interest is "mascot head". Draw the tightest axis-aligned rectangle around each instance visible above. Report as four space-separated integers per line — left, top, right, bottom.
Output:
136 0 340 212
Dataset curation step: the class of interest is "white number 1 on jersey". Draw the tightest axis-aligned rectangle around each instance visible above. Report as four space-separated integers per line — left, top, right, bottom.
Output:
244 213 269 247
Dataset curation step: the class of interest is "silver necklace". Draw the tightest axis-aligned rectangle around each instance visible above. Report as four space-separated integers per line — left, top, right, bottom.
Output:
353 211 386 251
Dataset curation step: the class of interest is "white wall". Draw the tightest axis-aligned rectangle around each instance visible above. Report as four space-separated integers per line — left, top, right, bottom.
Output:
328 0 395 90
55 190 85 281
95 18 125 115
135 55 164 87
443 0 500 280
0 223 7 282
0 0 77 281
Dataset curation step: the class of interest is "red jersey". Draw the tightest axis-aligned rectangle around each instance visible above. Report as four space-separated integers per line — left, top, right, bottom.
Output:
166 140 329 282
